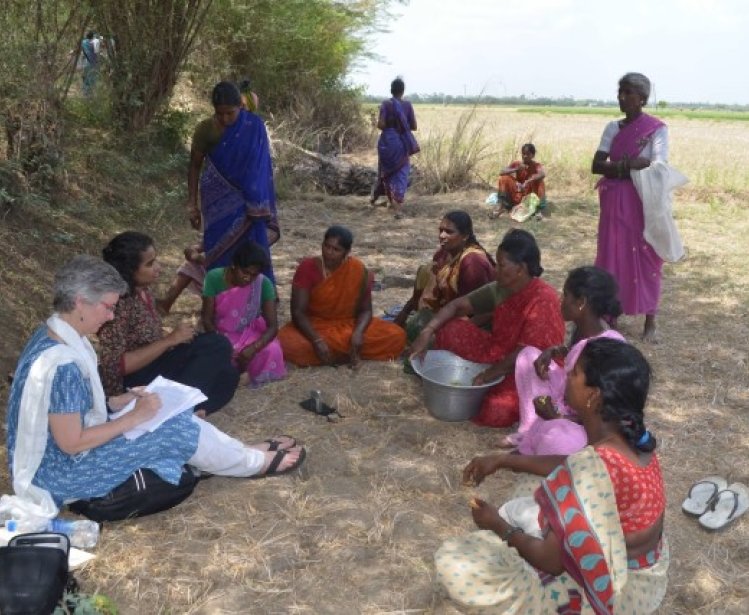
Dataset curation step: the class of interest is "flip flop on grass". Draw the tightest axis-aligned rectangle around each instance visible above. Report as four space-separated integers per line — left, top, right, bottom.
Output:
698 482 749 530
682 476 727 516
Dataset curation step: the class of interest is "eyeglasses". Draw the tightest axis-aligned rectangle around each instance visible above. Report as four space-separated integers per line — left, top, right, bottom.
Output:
99 300 117 313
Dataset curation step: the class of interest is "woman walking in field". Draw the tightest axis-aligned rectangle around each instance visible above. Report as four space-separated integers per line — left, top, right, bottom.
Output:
370 77 419 219
591 73 670 342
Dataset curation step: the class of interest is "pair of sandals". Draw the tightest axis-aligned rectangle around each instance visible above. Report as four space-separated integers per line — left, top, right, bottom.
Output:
681 476 749 530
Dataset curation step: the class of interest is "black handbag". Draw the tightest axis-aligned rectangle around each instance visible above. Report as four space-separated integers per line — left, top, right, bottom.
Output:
0 532 76 615
68 466 198 522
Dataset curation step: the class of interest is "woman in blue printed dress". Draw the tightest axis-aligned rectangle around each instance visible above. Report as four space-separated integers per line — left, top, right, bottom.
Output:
5 256 305 517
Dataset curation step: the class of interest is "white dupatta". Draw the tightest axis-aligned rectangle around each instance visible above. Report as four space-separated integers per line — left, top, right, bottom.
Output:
631 161 688 263
0 314 108 524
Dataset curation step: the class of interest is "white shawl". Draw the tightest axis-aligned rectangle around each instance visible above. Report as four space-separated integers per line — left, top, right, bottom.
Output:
631 161 688 263
0 314 108 524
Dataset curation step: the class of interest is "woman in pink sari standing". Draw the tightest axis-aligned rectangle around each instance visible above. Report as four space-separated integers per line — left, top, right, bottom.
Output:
202 241 286 387
592 72 668 342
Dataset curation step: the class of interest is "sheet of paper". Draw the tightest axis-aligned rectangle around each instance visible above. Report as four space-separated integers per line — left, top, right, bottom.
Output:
111 376 207 439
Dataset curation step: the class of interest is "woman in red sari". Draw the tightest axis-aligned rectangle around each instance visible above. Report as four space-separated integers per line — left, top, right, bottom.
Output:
278 225 406 367
412 229 564 427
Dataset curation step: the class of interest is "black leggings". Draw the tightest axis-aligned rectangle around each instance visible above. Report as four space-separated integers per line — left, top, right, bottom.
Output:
124 333 239 415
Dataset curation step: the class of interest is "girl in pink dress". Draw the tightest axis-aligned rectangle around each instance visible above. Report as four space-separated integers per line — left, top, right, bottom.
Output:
202 241 286 387
506 266 625 454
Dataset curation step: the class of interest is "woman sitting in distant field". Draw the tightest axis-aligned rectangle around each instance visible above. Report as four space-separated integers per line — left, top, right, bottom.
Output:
492 143 547 218
99 231 239 417
370 77 419 219
393 210 495 342
505 266 625 454
278 225 406 367
435 339 669 613
202 241 286 387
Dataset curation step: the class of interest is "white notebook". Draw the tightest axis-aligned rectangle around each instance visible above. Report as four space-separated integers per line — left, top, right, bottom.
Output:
110 376 206 440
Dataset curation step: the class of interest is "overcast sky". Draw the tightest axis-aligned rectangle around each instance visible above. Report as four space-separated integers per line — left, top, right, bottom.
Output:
352 0 747 105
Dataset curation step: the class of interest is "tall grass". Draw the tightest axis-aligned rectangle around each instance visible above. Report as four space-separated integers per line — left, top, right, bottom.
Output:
415 105 491 193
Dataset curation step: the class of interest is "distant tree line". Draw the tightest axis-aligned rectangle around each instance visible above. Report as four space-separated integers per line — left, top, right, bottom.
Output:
363 92 749 112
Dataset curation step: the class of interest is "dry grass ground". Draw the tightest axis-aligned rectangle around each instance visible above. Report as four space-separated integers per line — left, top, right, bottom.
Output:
1 107 748 613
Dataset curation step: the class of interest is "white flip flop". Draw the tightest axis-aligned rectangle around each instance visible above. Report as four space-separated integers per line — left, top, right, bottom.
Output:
698 482 749 530
682 476 727 516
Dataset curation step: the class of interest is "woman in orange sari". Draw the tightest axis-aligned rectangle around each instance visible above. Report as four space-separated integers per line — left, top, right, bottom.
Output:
492 143 547 217
278 225 406 367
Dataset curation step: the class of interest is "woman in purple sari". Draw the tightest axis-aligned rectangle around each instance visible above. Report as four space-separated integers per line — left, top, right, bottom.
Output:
186 81 278 282
591 73 668 342
371 77 419 219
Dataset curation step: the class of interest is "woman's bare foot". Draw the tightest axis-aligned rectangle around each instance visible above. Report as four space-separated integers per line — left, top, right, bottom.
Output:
642 316 659 343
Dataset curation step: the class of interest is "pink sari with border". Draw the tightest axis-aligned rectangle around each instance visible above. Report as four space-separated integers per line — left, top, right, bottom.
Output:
214 274 286 387
595 113 665 315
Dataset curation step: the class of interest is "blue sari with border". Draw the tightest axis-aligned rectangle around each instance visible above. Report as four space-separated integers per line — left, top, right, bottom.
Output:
373 98 419 204
201 109 277 281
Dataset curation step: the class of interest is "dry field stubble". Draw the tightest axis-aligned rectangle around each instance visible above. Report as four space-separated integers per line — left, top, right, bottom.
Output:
2 107 748 613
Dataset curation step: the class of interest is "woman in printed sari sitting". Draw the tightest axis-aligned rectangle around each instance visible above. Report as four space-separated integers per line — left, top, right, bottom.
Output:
504 266 625 453
410 229 565 427
436 339 669 613
278 225 406 367
393 210 495 342
370 77 419 219
100 232 239 417
202 241 286 387
185 81 278 281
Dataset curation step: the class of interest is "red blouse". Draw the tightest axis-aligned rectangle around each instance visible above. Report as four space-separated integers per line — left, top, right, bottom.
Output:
596 445 666 533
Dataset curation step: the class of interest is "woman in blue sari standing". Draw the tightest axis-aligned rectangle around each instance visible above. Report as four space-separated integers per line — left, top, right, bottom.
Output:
371 77 419 219
185 81 278 281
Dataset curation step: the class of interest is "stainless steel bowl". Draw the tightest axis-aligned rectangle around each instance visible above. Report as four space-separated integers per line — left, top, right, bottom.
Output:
411 350 504 421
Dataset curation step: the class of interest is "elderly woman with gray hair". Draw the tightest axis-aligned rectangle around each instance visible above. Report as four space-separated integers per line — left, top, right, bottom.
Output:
4 256 305 521
591 72 670 342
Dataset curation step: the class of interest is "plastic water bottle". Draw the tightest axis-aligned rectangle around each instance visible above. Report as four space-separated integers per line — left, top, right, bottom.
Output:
47 518 100 549
5 518 100 549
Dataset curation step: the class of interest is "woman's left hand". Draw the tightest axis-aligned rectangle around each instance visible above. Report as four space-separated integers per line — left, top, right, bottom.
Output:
470 498 502 531
108 387 146 411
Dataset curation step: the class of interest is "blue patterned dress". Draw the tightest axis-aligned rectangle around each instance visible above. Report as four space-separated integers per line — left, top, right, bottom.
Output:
6 327 200 506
